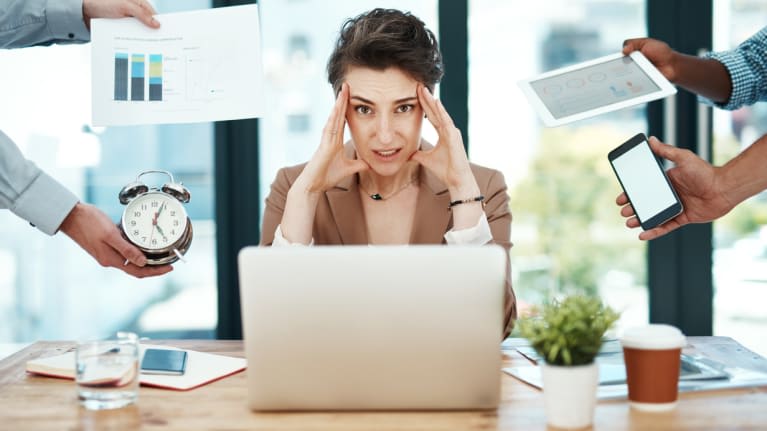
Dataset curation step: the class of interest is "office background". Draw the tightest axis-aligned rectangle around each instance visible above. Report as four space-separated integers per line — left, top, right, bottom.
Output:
1 0 766 355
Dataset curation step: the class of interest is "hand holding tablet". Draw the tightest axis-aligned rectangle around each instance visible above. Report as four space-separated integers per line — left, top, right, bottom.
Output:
518 51 676 127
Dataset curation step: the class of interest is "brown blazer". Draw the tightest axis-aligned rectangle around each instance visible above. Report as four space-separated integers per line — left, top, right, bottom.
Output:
260 143 517 335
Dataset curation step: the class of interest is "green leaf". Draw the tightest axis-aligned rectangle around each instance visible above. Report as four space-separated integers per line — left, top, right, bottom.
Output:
518 295 620 366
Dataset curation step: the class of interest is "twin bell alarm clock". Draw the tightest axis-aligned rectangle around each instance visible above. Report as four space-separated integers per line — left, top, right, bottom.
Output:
118 170 193 265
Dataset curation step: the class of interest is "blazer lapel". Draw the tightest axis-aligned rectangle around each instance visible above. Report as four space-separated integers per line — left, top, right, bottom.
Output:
326 177 368 245
410 165 452 244
325 144 368 244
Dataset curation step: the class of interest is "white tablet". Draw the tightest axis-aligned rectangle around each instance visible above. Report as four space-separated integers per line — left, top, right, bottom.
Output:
518 51 677 127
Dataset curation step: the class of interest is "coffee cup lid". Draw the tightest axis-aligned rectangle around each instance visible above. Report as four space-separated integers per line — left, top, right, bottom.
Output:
620 324 686 350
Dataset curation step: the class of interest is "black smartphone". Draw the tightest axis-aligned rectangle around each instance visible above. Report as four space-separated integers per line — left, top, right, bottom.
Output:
141 348 188 375
608 133 683 230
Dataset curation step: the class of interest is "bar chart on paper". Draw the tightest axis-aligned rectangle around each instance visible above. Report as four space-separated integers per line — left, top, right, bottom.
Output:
91 4 264 125
114 52 165 101
114 51 226 103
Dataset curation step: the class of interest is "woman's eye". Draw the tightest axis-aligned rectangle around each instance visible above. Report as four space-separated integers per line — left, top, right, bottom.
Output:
355 105 372 115
396 104 414 113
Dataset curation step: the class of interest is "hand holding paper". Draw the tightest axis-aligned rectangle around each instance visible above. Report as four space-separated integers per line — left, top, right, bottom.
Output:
83 0 161 30
91 4 264 126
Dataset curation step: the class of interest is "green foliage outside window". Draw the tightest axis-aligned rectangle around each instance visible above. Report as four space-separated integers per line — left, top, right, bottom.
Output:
509 126 645 299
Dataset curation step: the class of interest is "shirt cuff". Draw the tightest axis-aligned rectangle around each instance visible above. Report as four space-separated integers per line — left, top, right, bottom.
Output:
11 171 79 236
272 224 314 246
444 212 493 245
700 50 752 110
46 0 90 43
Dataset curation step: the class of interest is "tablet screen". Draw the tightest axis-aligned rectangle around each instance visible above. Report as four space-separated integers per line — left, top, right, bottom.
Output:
529 56 661 120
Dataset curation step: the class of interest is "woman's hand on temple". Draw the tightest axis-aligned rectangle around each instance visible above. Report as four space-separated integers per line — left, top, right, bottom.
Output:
295 83 368 194
411 85 477 194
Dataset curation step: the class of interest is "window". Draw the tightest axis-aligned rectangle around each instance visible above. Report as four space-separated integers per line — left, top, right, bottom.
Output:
468 0 648 332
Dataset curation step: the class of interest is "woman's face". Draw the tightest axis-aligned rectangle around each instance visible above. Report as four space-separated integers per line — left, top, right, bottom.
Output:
344 66 424 177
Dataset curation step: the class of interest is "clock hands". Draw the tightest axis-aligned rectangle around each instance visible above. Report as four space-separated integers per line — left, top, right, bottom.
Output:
151 203 168 242
156 203 169 241
156 201 165 218
155 202 187 262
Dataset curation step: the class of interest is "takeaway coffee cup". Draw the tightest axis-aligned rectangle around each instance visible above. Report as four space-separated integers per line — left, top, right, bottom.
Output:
620 324 686 412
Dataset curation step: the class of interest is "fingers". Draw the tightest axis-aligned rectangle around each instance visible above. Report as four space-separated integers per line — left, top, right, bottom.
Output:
83 0 159 28
333 83 349 141
121 262 174 278
341 159 370 178
322 83 348 147
626 216 640 229
418 85 463 154
408 148 429 166
620 198 682 241
124 0 160 28
98 234 173 278
615 192 628 205
107 229 148 266
622 37 646 55
647 135 682 163
418 85 444 131
620 203 636 218
97 241 172 278
638 221 679 241
135 0 158 15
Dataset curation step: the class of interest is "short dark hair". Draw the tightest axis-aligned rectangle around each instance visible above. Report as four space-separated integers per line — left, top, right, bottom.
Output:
327 8 444 95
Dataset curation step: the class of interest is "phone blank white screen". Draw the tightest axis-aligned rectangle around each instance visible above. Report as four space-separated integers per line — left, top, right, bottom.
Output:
612 142 676 222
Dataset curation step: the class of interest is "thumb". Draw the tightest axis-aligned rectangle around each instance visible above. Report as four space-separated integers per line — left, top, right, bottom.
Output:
622 38 643 55
126 2 160 29
108 230 148 267
648 135 682 163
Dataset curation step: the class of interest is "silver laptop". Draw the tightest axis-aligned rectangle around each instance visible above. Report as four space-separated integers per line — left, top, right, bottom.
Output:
238 245 506 411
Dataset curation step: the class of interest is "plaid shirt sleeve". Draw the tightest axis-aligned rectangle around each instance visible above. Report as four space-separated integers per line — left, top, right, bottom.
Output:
700 26 767 110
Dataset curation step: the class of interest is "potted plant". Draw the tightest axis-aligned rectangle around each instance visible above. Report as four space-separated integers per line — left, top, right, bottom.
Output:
518 295 619 429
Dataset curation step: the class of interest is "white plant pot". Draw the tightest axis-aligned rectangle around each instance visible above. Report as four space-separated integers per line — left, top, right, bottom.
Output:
541 361 599 429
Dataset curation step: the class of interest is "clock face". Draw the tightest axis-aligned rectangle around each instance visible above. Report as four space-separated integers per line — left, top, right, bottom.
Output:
122 192 188 251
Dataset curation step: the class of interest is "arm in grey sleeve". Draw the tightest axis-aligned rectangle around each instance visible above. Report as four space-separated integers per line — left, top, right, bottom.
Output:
0 0 89 49
0 131 79 235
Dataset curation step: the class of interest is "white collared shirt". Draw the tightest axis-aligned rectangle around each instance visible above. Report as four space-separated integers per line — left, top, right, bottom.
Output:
271 212 493 246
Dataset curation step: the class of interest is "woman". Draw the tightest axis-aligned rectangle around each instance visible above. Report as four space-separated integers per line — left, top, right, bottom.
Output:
260 8 516 334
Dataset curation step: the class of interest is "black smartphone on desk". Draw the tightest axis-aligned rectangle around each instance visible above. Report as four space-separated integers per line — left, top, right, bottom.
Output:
141 349 188 375
608 133 683 230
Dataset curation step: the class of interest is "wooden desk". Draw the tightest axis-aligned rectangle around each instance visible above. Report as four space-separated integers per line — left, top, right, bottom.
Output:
0 339 765 430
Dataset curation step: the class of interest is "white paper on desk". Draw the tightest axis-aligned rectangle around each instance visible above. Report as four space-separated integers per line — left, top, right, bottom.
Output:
91 4 264 126
25 344 246 391
504 362 767 401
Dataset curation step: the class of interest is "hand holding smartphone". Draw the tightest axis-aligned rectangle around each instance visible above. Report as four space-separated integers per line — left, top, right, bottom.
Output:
141 348 188 375
608 133 683 230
